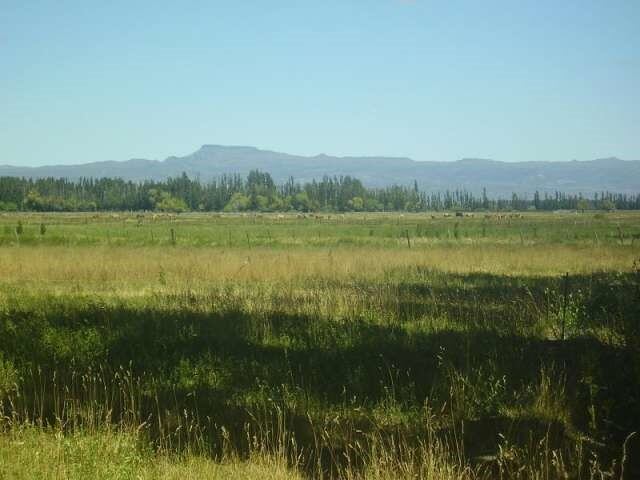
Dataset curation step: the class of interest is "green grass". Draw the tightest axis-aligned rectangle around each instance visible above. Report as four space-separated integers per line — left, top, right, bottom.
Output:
0 211 638 478
1 210 639 248
0 426 302 480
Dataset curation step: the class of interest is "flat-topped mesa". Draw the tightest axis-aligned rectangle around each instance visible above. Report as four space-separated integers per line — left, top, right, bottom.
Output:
199 145 261 152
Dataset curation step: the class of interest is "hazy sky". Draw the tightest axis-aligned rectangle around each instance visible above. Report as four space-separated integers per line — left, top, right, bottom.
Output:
1 1 639 166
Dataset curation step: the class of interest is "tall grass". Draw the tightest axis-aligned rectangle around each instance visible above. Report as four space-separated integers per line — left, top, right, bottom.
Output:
1 363 587 479
0 212 638 478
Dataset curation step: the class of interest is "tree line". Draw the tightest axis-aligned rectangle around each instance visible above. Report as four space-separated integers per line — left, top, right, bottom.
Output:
0 171 638 213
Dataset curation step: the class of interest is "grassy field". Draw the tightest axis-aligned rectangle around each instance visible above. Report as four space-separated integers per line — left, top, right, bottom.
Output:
1 211 639 479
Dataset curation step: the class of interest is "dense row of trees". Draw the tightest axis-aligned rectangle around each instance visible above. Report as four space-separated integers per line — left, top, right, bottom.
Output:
0 172 638 213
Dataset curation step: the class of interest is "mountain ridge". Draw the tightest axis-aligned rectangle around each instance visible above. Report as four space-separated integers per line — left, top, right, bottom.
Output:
1 145 639 196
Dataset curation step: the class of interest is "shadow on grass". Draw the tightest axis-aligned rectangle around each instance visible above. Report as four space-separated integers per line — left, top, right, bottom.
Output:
1 271 638 475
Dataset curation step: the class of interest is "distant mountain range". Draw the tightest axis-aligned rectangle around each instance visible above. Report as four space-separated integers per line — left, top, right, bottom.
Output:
1 145 639 196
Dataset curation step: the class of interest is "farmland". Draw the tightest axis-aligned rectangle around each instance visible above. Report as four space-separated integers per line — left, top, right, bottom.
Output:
1 211 639 479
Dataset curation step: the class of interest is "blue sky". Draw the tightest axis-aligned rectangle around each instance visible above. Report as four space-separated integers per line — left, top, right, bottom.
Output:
1 0 639 166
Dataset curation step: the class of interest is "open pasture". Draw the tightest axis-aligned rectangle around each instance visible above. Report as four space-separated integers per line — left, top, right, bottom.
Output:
2 210 640 249
1 211 639 479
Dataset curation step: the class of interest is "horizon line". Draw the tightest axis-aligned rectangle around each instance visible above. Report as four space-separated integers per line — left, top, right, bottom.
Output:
0 144 636 169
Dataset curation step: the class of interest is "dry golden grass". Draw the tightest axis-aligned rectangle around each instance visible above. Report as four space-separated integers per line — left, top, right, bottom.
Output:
0 244 637 294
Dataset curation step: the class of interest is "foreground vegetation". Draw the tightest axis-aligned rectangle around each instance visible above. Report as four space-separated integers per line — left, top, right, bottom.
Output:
0 427 302 480
1 211 639 478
